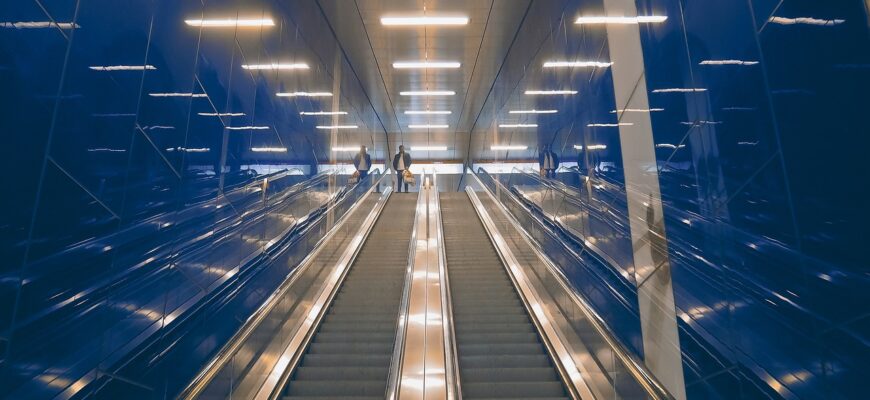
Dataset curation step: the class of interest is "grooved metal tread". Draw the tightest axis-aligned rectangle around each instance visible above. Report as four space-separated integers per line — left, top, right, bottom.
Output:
283 194 417 399
440 192 569 399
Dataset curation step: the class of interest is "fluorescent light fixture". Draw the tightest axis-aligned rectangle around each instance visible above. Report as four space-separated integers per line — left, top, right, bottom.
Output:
381 16 469 26
575 16 668 25
652 88 707 93
393 61 461 69
166 147 210 152
509 109 557 114
316 125 358 129
499 124 538 128
242 63 309 70
411 146 448 151
226 126 270 130
588 123 633 127
300 111 348 116
700 60 759 66
251 147 287 152
400 90 455 96
185 18 275 27
90 65 156 71
543 61 613 68
277 92 332 97
525 90 577 95
656 143 686 149
408 124 448 129
332 146 361 152
574 144 608 150
405 110 452 115
610 108 664 113
198 112 245 116
491 145 528 151
768 17 845 26
1 21 79 29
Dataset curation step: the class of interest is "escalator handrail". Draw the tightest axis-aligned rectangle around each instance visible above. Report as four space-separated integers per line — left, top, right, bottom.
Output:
468 170 675 400
434 173 462 400
178 171 392 400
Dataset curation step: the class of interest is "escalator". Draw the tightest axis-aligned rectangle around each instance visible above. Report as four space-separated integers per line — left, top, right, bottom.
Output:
440 192 570 399
281 194 417 399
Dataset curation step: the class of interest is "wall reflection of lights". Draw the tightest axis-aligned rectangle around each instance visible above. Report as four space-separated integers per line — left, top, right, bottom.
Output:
405 110 452 115
491 145 528 151
653 88 707 93
184 18 275 27
408 124 449 129
331 146 361 152
610 108 664 113
410 146 448 151
300 111 347 116
574 144 607 150
700 60 759 66
226 126 270 130
198 112 245 117
525 90 577 95
90 65 156 71
543 61 612 68
87 148 126 153
681 121 722 126
241 63 309 70
575 16 668 25
499 124 537 128
251 147 287 153
149 92 207 97
768 16 845 26
509 109 557 114
277 92 332 97
316 125 358 129
166 147 210 153
1 21 79 29
588 123 632 127
656 143 686 149
380 16 469 26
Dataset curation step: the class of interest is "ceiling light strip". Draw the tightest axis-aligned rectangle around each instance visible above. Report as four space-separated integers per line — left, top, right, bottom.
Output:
185 19 275 27
381 16 469 26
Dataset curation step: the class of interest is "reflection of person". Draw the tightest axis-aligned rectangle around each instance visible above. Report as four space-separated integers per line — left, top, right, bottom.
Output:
353 145 371 180
392 145 412 193
538 145 560 179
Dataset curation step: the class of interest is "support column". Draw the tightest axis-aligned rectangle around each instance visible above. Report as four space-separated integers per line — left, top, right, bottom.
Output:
602 1 687 399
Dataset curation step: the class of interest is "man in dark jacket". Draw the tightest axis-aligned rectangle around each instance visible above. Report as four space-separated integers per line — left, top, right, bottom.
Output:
353 145 371 180
392 145 412 192
538 145 560 179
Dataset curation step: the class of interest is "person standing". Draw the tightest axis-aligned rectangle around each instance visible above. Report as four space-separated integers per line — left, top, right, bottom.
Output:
539 145 560 179
392 145 412 193
353 145 371 180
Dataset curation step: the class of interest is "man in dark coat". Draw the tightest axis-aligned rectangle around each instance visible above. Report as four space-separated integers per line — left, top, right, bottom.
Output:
353 145 372 180
538 145 560 179
392 145 412 192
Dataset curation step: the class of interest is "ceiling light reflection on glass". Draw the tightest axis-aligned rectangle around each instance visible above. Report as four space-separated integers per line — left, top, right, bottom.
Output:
149 92 207 97
611 108 664 113
393 61 461 69
90 65 156 71
300 111 347 116
525 90 577 95
575 16 667 25
277 92 332 97
251 147 287 152
400 90 455 96
226 126 270 130
198 112 245 117
588 123 633 127
653 88 707 93
1 21 79 29
405 110 452 115
185 18 275 27
332 146 361 152
410 146 448 151
316 125 358 129
499 124 538 128
543 61 613 68
408 124 449 129
381 16 469 26
768 16 845 26
509 109 557 114
491 145 528 151
700 60 759 66
242 63 309 70
574 144 607 150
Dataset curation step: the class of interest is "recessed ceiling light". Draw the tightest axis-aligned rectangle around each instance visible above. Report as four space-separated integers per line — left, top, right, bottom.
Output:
543 61 613 68
408 124 449 129
316 125 358 129
242 63 309 70
509 109 557 114
300 111 348 116
251 147 287 152
400 90 455 96
410 146 448 151
524 90 578 95
332 146 361 152
381 16 469 26
499 124 538 128
574 16 667 25
491 145 528 151
277 92 333 97
185 18 275 27
393 61 461 69
405 110 452 115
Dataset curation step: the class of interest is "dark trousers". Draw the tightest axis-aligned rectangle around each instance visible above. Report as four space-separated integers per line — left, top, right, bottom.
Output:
358 170 368 180
396 170 408 192
546 169 556 179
